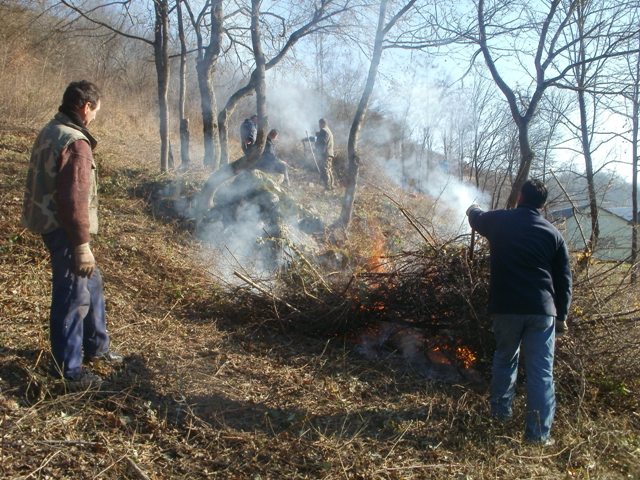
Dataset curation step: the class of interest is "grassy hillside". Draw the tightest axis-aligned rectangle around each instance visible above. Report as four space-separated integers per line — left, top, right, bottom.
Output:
1 115 639 479
0 4 639 477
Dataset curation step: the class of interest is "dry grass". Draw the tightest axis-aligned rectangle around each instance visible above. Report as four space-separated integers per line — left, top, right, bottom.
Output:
1 121 639 479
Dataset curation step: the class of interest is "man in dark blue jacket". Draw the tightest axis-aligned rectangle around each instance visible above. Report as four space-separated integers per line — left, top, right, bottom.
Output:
467 179 572 445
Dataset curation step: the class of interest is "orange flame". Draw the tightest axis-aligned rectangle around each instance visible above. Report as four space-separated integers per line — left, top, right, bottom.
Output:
455 345 477 369
429 344 478 369
365 219 387 273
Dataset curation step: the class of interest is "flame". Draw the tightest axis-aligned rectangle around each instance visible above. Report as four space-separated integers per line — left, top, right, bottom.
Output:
455 345 477 369
371 301 385 311
429 344 477 369
358 300 386 313
365 220 387 273
427 346 451 365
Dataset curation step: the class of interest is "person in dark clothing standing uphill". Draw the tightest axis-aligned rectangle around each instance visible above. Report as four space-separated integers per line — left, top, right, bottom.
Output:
255 129 290 186
240 115 258 154
22 80 122 390
466 179 572 445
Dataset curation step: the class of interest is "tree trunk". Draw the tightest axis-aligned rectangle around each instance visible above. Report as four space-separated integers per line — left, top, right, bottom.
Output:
577 86 600 254
196 0 223 170
574 3 599 254
251 0 268 152
505 125 533 208
196 63 218 169
177 0 190 169
218 80 257 165
154 0 170 172
631 35 639 282
338 0 388 230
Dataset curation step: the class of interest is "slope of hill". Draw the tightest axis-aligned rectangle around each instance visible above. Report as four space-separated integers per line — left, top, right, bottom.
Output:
1 122 639 479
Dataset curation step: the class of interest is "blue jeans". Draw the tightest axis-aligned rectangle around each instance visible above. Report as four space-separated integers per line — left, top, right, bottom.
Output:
42 229 110 378
491 314 556 441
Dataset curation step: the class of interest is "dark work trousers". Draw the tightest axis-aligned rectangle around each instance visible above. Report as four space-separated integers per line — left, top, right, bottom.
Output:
42 229 109 378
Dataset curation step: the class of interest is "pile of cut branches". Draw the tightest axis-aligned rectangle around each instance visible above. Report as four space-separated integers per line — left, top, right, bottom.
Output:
228 236 493 367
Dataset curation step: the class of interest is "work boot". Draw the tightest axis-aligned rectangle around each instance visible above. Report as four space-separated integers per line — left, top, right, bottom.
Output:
65 370 103 391
524 437 555 447
85 350 124 366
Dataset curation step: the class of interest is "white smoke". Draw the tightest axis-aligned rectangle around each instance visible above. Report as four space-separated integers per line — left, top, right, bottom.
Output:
199 201 270 280
191 169 323 284
179 70 486 281
379 153 487 238
265 75 324 145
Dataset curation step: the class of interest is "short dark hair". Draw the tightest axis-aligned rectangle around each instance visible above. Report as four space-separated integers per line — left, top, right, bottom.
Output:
520 179 548 208
268 129 278 138
61 80 101 112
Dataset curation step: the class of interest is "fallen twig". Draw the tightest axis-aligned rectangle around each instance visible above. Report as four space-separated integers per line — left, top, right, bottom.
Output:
233 271 300 313
126 456 151 480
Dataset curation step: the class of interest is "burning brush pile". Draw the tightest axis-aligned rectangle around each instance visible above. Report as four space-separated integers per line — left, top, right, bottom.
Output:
143 157 493 386
230 234 492 386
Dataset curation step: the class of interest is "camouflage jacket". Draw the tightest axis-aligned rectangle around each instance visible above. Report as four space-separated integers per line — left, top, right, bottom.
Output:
315 126 334 158
22 112 99 240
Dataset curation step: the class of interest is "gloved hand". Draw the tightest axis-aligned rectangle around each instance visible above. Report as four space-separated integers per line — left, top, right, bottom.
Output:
466 204 480 216
74 243 95 277
555 318 568 337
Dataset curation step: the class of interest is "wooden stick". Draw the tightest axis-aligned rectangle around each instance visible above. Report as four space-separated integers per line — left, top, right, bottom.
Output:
233 271 300 312
287 242 333 293
469 229 476 261
380 192 437 248
305 130 321 174
126 456 152 480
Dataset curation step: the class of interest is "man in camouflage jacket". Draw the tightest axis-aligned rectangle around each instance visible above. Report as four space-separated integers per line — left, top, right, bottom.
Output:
22 80 121 389
314 118 335 190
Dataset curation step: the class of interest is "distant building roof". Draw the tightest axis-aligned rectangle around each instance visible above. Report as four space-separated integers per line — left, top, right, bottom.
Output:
549 205 589 220
550 205 639 223
604 207 639 223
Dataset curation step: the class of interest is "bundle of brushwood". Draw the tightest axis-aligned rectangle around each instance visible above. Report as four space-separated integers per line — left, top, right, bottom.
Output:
232 232 640 397
230 236 494 373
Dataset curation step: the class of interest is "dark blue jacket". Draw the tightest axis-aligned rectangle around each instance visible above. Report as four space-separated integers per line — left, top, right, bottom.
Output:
468 204 572 321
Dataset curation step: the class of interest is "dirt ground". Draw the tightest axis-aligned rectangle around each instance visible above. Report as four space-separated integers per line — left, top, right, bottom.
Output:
1 123 638 479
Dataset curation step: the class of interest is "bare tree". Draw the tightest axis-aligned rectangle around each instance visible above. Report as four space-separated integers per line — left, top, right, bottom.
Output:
216 0 352 165
154 0 171 172
476 0 561 207
632 36 640 281
184 0 223 169
337 0 437 230
59 0 173 171
472 0 640 208
546 1 640 257
618 28 640 280
176 0 190 169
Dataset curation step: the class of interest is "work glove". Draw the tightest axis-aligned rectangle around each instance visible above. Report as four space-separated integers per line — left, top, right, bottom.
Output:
466 204 480 216
555 318 568 337
73 243 95 277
